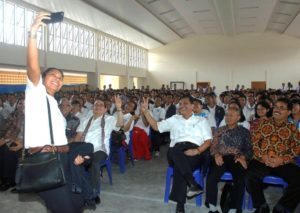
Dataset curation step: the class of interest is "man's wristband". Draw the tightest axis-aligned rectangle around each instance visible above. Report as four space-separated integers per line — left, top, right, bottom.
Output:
116 108 122 112
28 31 37 39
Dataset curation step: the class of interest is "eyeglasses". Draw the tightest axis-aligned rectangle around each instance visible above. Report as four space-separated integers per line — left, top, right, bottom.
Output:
273 105 288 111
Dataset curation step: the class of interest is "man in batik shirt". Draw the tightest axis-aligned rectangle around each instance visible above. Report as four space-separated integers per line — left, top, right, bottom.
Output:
246 98 300 213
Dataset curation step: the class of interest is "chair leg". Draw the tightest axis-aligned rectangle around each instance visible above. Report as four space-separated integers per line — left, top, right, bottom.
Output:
118 147 126 173
194 170 202 207
247 193 253 210
106 160 113 185
164 167 172 203
129 143 135 166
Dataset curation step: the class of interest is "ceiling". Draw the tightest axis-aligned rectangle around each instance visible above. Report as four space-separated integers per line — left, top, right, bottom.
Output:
79 0 300 49
23 0 300 49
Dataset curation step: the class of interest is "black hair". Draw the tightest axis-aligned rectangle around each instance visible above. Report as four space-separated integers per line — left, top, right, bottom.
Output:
71 100 80 106
290 98 300 106
192 98 203 105
255 100 272 118
94 98 107 108
275 98 292 111
180 95 194 104
205 92 216 98
42 67 64 79
128 100 137 111
228 100 246 122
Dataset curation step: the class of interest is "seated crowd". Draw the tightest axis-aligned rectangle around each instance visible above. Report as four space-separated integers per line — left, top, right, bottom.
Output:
0 84 299 213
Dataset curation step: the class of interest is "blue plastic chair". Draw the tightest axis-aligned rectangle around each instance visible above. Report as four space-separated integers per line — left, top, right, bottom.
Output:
99 157 113 185
295 156 300 167
247 175 288 210
164 166 203 206
220 172 247 210
111 131 134 173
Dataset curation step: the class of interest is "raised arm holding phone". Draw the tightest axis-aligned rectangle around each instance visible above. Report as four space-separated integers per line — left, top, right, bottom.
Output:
25 12 85 213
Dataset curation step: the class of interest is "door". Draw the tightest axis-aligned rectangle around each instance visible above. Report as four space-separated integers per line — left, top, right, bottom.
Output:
251 81 266 90
197 82 210 89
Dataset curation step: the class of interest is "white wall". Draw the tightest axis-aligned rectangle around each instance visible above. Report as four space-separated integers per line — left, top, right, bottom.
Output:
148 32 300 94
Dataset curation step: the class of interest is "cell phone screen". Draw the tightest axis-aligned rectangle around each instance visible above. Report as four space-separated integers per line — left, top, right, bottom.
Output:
42 12 64 24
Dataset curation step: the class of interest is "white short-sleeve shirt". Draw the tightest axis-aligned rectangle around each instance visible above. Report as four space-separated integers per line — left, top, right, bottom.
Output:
77 115 116 154
25 77 68 148
157 114 212 147
151 106 166 122
123 113 134 144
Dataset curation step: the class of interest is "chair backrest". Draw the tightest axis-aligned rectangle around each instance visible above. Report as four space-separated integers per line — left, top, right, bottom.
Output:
296 156 300 167
263 175 288 188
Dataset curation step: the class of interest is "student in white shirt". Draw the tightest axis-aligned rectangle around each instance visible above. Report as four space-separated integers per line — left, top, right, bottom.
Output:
25 12 84 213
140 95 212 213
74 96 123 204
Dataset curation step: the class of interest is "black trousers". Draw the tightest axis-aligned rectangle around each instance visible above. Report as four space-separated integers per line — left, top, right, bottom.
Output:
167 142 204 204
245 159 300 212
151 128 162 152
38 153 84 213
0 145 20 183
206 155 246 211
88 150 107 194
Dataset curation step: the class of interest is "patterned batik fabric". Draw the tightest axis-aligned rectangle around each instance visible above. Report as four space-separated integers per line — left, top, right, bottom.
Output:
251 118 300 164
210 125 253 160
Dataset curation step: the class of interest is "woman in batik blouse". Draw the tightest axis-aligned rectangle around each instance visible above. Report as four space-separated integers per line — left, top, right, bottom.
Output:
205 107 253 213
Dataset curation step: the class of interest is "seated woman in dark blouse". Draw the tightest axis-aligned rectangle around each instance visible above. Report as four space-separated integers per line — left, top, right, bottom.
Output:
205 107 253 213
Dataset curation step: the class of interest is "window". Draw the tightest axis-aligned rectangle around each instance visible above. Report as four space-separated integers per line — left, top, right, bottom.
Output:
0 1 44 49
0 0 148 70
48 22 95 59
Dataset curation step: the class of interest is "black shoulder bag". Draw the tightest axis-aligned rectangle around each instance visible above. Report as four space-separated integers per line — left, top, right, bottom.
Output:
111 129 126 149
15 97 66 193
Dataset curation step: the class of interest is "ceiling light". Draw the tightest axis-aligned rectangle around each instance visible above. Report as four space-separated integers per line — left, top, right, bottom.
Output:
169 19 182 23
271 21 286 25
199 19 215 22
240 6 259 9
279 0 300 5
147 0 159 4
240 24 255 27
240 17 256 19
159 9 175 15
193 9 210 13
275 12 291 16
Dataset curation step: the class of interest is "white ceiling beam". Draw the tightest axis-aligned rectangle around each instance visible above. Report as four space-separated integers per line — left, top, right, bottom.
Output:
134 0 184 39
81 0 166 45
212 0 235 35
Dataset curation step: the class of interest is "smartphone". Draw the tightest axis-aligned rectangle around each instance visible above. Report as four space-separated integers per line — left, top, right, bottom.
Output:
42 12 64 24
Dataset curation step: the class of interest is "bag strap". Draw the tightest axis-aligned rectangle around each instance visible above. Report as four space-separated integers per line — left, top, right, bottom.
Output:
46 97 54 145
100 115 107 153
80 116 93 141
21 96 55 159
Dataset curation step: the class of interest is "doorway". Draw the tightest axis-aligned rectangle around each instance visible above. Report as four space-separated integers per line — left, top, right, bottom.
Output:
251 81 266 90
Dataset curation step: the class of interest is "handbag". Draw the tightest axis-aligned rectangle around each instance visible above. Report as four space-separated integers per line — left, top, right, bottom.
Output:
15 97 66 193
111 129 127 148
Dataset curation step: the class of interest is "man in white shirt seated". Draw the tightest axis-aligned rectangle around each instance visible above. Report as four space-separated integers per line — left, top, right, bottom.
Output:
140 95 212 213
73 96 123 204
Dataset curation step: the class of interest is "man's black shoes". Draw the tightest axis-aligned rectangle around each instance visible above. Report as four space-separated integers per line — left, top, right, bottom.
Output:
186 184 203 199
254 203 270 213
94 196 101 204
